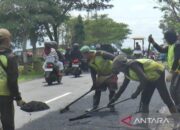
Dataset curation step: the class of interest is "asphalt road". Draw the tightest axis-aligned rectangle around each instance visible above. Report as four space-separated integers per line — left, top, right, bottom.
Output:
9 73 173 130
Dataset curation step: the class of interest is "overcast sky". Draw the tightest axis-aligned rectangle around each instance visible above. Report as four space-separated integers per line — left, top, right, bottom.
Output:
71 0 164 49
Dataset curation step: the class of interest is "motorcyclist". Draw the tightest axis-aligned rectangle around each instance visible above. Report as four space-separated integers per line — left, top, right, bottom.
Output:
63 47 71 75
42 41 63 73
148 30 180 110
51 41 64 71
51 41 64 63
70 43 83 62
80 45 118 112
65 47 71 62
108 54 177 114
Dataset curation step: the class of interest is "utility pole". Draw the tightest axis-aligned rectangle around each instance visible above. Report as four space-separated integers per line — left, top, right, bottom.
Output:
87 0 90 19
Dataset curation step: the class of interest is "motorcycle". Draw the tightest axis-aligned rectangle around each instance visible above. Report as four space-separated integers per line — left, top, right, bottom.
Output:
71 58 81 77
63 60 71 75
81 58 89 72
44 62 62 85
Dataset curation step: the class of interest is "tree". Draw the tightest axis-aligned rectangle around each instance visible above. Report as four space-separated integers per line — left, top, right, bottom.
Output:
65 15 131 46
0 0 114 50
72 15 85 45
121 48 133 56
38 0 114 44
0 0 48 59
155 0 180 33
84 15 131 45
0 0 32 62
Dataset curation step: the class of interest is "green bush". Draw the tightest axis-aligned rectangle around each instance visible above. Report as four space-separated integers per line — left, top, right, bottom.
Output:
18 65 24 75
32 57 43 72
18 56 43 75
18 70 43 82
121 48 133 55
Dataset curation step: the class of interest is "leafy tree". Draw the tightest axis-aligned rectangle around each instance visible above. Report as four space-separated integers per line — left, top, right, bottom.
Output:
0 0 116 68
0 0 33 62
65 15 131 47
0 0 47 59
0 0 114 53
121 48 133 56
72 15 85 45
35 0 114 44
155 0 180 33
84 14 131 45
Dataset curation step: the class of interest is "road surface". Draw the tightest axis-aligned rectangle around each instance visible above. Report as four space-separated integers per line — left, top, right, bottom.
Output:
1 73 173 130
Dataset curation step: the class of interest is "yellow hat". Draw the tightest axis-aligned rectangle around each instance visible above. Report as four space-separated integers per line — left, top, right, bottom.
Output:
0 28 11 40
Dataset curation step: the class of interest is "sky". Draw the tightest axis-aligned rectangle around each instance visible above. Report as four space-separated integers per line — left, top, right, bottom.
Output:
71 0 164 49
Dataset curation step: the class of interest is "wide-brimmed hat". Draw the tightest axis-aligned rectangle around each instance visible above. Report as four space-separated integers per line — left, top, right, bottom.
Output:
0 28 11 41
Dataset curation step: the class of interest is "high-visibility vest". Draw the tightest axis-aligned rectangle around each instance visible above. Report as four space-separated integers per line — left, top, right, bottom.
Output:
126 59 165 81
167 44 180 72
167 44 175 71
89 55 113 75
0 55 10 96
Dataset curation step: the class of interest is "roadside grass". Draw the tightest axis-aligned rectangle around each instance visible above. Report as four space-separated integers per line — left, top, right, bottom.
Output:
18 71 44 83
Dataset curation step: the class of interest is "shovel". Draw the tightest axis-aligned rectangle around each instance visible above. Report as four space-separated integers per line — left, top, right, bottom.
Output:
59 89 93 113
69 97 131 121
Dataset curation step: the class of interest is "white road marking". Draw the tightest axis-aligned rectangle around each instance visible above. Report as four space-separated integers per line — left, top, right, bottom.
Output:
45 92 71 104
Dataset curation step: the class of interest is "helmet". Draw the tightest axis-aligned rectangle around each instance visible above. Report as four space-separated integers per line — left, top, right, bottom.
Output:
51 41 57 45
73 43 79 46
72 43 79 50
80 45 90 53
44 41 52 47
51 41 58 49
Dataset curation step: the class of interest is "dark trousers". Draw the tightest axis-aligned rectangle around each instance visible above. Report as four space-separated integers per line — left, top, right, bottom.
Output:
139 72 176 113
93 90 115 108
170 73 180 106
0 96 14 130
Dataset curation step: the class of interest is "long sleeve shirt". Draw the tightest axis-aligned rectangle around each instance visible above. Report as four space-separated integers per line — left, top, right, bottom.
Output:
0 49 22 100
113 61 150 100
153 43 180 71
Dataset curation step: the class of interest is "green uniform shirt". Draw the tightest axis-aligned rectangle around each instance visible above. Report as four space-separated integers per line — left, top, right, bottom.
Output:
126 59 165 81
89 55 113 76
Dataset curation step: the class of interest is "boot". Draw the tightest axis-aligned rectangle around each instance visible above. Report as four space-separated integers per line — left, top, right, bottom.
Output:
169 106 178 113
139 102 149 113
86 91 101 112
86 106 98 112
168 106 180 123
109 91 116 112
109 105 115 112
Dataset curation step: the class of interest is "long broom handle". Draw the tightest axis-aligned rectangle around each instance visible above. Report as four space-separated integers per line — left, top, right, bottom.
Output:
147 42 151 58
147 34 152 58
60 89 92 111
69 97 131 121
90 97 131 113
67 90 92 106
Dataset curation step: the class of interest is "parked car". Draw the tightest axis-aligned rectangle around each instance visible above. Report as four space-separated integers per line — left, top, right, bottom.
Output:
100 44 123 55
